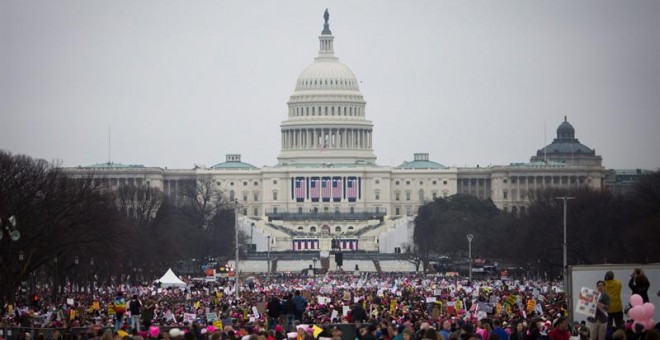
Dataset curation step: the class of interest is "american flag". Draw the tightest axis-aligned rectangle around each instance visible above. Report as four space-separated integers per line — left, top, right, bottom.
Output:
310 178 320 199
347 178 357 199
332 178 342 199
321 177 331 200
295 178 305 201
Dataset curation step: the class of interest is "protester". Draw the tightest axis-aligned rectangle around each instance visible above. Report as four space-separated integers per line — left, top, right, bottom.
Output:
628 269 651 303
590 281 610 340
604 271 624 331
548 317 570 340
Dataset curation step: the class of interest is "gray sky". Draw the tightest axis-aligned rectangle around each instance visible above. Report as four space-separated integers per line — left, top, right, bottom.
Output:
1 1 659 170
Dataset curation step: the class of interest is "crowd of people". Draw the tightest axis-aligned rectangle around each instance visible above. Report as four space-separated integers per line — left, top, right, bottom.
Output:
0 269 657 340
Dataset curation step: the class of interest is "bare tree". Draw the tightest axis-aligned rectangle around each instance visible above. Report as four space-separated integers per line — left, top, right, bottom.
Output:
0 151 128 305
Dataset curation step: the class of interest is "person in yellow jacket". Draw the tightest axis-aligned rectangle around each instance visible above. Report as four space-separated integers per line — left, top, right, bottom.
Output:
604 271 624 330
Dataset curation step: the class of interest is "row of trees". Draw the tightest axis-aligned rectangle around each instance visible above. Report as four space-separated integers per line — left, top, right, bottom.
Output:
414 171 660 275
0 151 242 306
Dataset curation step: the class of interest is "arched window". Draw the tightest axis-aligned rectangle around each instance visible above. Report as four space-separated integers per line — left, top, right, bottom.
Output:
310 226 317 233
335 226 342 232
297 226 304 231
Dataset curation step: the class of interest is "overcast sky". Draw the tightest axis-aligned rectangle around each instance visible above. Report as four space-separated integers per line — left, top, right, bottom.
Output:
1 1 659 170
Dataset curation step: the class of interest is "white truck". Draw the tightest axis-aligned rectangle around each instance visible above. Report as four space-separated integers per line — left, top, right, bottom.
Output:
569 264 660 324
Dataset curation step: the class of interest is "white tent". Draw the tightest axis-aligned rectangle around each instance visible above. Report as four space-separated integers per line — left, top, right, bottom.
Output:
156 268 187 288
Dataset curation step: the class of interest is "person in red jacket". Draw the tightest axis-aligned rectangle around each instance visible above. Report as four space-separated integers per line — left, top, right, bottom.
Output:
548 317 571 340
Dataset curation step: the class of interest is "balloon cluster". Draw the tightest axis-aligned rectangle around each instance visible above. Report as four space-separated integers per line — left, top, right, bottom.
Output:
627 294 655 332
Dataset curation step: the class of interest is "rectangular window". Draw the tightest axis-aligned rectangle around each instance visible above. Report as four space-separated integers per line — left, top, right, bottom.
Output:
273 207 278 214
242 208 247 215
375 192 380 200
254 181 258 186
273 191 278 200
298 207 303 214
243 194 248 202
243 181 248 186
395 193 400 201
432 192 437 199
395 207 400 215
443 180 447 185
396 181 400 185
375 179 380 184
273 180 278 185
503 191 508 199
406 181 410 185
432 180 437 185
253 193 259 201
406 192 411 201
253 208 258 216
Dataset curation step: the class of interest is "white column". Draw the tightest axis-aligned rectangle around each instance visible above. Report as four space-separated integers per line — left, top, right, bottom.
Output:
306 129 310 148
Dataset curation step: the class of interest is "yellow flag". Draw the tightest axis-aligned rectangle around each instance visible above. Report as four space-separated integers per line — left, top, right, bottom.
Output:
313 325 323 338
193 301 201 309
213 320 223 330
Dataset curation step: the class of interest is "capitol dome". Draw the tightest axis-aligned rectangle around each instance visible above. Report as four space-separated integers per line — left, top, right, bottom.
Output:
277 9 376 166
295 61 360 92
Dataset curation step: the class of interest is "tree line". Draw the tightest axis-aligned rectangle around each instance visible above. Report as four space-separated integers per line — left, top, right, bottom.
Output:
0 151 242 306
414 171 660 275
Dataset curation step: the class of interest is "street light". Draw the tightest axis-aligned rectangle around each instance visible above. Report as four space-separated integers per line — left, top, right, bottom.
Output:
556 196 575 310
234 201 240 300
0 215 20 241
267 235 271 281
466 234 474 282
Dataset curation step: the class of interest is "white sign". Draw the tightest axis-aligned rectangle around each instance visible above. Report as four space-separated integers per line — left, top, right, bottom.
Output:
575 287 600 317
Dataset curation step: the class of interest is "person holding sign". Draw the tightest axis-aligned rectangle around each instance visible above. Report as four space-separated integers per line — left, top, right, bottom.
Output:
590 281 610 340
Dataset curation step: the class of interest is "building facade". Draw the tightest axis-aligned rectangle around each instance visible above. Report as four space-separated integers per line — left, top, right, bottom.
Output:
66 12 605 254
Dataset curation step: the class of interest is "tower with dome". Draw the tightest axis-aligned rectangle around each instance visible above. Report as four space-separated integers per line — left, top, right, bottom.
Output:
65 11 605 269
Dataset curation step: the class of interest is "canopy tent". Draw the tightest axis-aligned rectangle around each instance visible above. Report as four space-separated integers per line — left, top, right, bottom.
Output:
156 268 187 288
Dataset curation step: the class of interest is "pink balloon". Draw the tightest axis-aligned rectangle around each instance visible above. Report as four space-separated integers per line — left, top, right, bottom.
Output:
630 294 643 307
642 303 656 319
645 319 655 330
629 305 645 320
632 321 644 333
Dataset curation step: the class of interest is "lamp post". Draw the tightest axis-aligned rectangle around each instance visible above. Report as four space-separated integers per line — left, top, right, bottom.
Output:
466 234 474 282
234 202 240 300
74 256 79 293
250 223 255 252
555 196 574 311
0 215 20 242
90 257 95 292
53 256 58 296
267 235 271 281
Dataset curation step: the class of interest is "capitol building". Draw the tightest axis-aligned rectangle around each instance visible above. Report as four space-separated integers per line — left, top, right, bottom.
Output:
66 12 604 260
